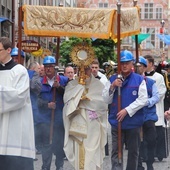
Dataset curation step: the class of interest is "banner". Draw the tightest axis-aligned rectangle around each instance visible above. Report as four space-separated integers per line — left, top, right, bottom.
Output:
131 33 150 44
111 7 140 39
22 5 140 39
157 34 170 45
23 5 115 39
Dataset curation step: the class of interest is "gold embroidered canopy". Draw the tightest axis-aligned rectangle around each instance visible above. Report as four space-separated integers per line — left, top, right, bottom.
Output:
22 5 140 39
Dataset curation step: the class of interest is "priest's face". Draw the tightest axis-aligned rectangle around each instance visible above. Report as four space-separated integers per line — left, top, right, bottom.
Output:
0 42 11 64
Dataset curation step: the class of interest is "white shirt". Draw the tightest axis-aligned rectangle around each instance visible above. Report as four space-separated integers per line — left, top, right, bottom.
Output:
102 79 148 117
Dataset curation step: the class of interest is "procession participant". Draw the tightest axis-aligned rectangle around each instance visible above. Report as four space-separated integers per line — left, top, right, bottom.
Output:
0 37 35 170
63 66 108 170
154 53 170 112
37 56 68 170
102 61 117 78
144 55 167 161
39 64 45 77
163 63 170 111
64 66 75 81
91 59 108 86
102 50 148 170
66 62 78 77
10 47 25 64
136 56 159 170
27 62 42 155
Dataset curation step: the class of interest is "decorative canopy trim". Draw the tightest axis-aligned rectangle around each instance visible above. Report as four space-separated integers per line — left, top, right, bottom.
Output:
22 5 140 39
111 7 140 39
23 5 115 39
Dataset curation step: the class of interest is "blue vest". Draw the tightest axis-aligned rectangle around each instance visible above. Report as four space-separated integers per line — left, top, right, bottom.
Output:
38 75 68 125
109 72 144 129
143 77 158 122
27 70 40 125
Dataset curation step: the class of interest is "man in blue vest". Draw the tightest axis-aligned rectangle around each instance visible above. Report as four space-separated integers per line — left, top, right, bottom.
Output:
136 56 160 170
144 55 166 162
27 62 42 155
102 50 148 170
37 56 68 170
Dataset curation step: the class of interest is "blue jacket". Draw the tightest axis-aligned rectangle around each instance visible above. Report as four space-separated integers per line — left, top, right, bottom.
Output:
38 75 68 126
109 72 144 129
143 77 159 122
27 70 41 125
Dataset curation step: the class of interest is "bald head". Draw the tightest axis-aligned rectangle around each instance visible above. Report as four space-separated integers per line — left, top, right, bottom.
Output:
64 66 74 80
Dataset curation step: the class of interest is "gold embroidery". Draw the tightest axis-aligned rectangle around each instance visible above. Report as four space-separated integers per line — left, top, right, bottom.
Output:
23 5 115 38
111 7 140 39
22 5 140 39
165 73 170 90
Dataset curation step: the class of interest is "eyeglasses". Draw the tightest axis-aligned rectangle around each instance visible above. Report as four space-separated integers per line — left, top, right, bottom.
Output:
0 49 5 52
44 65 55 68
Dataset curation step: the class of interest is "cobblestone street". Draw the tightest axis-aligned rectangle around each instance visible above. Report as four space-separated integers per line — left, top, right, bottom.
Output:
34 125 170 170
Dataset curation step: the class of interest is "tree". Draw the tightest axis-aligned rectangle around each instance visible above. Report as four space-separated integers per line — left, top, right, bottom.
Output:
59 37 116 67
92 38 116 67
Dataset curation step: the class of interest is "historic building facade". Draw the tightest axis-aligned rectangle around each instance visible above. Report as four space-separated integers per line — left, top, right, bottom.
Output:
1 0 169 60
0 0 13 38
77 0 169 59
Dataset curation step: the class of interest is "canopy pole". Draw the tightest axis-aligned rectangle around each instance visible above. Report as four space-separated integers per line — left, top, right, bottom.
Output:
12 0 15 46
117 0 123 167
18 5 22 64
133 0 139 63
56 37 60 66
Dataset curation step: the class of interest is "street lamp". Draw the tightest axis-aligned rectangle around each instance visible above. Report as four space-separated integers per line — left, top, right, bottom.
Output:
58 0 64 6
160 19 165 53
160 19 165 28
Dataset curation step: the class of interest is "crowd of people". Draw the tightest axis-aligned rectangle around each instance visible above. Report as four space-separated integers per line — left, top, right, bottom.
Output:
0 36 170 170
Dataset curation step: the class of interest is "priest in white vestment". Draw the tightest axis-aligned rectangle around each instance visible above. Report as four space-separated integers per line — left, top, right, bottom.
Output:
63 67 108 170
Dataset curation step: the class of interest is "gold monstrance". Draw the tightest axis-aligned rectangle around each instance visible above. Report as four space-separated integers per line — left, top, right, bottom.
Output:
70 43 95 85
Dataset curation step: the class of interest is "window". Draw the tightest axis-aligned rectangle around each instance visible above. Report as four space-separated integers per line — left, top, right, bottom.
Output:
1 6 5 16
98 3 108 8
146 28 155 49
144 3 153 19
7 9 11 19
139 7 141 19
156 7 162 19
1 23 10 37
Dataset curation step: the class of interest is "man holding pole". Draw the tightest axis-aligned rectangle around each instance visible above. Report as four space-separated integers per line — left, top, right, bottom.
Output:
37 56 68 170
102 50 148 170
